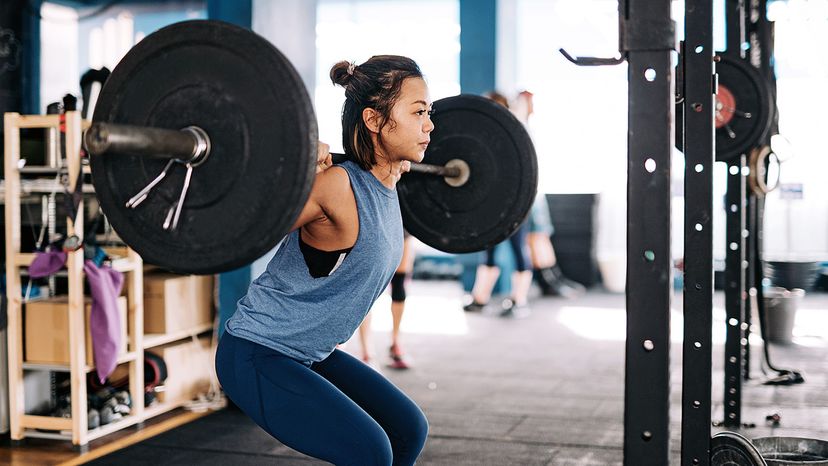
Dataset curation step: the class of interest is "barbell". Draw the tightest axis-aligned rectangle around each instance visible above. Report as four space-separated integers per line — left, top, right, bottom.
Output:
83 20 538 275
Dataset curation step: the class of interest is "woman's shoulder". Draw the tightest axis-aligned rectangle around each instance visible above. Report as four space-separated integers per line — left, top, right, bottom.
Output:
316 164 354 201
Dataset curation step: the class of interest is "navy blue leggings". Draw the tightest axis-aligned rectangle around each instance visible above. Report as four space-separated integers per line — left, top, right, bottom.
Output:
215 333 428 465
485 222 530 271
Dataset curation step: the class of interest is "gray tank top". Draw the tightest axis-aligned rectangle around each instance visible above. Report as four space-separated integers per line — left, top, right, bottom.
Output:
225 160 404 364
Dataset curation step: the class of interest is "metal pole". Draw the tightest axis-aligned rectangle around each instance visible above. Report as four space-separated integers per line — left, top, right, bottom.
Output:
680 0 715 463
745 191 755 379
622 0 675 464
724 156 747 428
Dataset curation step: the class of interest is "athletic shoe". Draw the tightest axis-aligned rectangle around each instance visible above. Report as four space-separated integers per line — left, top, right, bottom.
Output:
499 298 531 318
388 345 411 370
463 300 487 312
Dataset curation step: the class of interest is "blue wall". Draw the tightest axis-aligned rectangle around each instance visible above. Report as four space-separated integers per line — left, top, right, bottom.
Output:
22 0 42 113
207 0 251 28
459 0 496 95
207 0 253 337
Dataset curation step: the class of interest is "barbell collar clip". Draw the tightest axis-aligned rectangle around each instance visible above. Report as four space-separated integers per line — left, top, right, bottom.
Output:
125 159 176 209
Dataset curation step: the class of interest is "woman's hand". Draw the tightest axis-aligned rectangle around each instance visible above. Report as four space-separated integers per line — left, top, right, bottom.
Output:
316 141 332 174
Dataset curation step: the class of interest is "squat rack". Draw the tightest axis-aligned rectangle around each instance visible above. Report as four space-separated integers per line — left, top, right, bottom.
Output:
562 1 684 461
563 0 783 464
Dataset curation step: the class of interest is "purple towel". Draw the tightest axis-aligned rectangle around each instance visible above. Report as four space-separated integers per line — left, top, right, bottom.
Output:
28 249 67 278
84 260 124 383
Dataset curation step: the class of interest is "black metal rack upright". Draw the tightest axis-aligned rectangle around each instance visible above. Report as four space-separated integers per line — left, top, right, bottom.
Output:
679 0 715 462
720 0 777 427
621 1 675 464
724 155 748 427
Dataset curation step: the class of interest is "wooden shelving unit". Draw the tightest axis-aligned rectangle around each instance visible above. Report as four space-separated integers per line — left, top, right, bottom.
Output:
3 112 214 449
143 323 214 350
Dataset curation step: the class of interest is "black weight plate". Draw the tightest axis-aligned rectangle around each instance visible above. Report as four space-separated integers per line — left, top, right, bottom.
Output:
398 94 538 253
91 20 316 274
711 431 768 466
715 56 775 162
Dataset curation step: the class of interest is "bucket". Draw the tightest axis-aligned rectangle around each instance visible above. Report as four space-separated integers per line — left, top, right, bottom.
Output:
763 287 804 344
754 437 828 465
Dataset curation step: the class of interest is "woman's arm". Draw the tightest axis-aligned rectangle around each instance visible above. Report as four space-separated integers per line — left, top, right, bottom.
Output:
289 142 356 235
291 142 332 231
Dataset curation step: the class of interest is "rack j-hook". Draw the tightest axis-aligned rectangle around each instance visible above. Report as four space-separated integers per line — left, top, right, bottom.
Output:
558 48 625 66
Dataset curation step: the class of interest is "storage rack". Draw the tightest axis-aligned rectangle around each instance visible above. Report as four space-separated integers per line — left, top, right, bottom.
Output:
3 112 212 449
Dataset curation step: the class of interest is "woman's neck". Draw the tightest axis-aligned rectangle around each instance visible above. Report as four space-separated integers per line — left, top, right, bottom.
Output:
370 152 405 189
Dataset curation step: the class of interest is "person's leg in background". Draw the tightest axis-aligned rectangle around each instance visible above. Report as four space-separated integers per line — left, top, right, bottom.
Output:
530 237 585 298
359 234 417 368
463 248 501 312
500 223 533 317
527 229 561 296
526 195 585 298
388 235 415 368
357 310 374 364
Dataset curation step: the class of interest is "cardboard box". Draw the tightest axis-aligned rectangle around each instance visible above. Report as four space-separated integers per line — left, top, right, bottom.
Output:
25 296 128 366
143 273 214 334
148 336 212 403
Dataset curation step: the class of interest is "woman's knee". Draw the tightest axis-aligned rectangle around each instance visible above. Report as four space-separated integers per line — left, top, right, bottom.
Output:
349 429 393 466
390 272 407 302
410 408 429 451
392 404 429 461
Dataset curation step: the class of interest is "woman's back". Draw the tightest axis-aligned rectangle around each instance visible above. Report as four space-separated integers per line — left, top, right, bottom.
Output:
226 160 404 364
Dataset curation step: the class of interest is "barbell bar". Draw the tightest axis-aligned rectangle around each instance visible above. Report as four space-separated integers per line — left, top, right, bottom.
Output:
84 122 463 179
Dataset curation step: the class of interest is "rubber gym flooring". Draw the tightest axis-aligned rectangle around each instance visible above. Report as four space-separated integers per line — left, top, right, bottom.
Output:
89 280 828 465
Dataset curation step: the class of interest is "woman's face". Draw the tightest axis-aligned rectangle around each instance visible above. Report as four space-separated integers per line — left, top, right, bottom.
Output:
380 77 434 163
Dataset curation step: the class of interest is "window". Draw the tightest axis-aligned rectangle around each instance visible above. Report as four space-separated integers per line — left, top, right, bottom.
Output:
511 0 627 195
39 2 205 112
763 0 828 256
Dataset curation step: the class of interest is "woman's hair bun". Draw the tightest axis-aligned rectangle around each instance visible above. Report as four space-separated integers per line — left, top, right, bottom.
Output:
330 60 353 87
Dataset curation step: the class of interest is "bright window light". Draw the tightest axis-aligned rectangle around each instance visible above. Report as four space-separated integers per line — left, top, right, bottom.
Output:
315 0 460 153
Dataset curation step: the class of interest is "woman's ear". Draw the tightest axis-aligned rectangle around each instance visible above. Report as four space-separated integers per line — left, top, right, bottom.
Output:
362 108 381 133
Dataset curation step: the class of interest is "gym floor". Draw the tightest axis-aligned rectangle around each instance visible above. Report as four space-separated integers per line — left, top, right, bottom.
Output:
4 280 827 465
